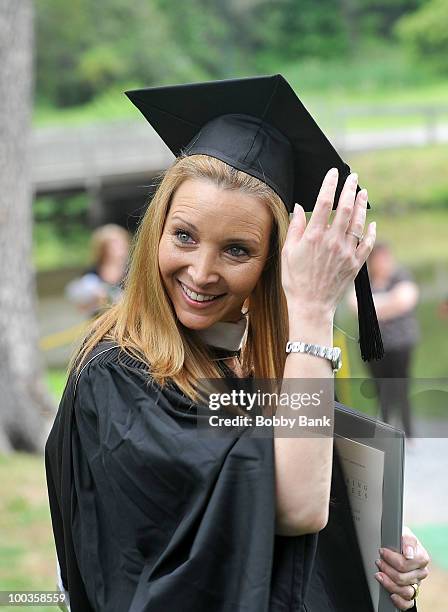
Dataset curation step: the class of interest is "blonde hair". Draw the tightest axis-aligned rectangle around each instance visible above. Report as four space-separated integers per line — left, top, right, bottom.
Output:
91 224 130 267
71 154 290 401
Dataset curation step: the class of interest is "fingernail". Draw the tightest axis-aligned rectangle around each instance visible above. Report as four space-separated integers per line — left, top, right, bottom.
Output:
359 189 368 201
351 172 358 183
375 573 383 582
375 559 381 568
379 548 384 556
328 167 338 177
405 546 414 559
370 221 376 232
293 203 300 217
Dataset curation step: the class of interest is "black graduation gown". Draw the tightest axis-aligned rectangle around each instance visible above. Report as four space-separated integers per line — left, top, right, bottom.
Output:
45 342 413 611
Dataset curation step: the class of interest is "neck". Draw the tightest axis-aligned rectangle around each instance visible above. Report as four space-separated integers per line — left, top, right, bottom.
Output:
194 315 248 351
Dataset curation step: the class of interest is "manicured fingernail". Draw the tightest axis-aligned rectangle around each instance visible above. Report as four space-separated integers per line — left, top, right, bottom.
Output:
405 546 414 559
359 189 368 201
293 203 299 216
327 167 338 176
375 573 383 582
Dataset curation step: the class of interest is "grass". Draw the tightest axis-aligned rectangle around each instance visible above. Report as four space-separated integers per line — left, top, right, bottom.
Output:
348 145 448 215
0 454 59 612
371 210 448 267
288 75 448 133
336 207 448 270
46 369 68 400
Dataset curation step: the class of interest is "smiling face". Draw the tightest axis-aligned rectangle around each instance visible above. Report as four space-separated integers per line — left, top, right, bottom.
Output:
158 178 273 330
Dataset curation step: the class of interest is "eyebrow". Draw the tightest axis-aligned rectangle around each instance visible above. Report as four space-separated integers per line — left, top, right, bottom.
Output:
170 215 262 248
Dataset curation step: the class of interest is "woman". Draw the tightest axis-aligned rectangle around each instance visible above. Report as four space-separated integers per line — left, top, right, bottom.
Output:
46 75 429 611
65 224 130 318
366 242 420 438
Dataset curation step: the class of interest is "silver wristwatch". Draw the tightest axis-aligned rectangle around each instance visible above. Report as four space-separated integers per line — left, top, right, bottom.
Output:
286 341 342 373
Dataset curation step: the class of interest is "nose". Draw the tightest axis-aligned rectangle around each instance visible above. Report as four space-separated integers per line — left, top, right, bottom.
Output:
187 249 220 289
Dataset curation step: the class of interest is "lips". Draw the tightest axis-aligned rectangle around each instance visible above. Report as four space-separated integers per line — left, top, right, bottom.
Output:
177 280 225 306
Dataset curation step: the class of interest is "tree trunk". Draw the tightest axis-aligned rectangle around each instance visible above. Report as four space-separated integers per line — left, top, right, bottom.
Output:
0 0 55 453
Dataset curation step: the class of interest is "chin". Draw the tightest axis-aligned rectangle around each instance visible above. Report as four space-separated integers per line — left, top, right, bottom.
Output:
176 310 218 330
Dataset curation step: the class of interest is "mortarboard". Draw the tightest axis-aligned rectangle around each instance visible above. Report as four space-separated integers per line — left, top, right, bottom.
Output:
125 74 383 361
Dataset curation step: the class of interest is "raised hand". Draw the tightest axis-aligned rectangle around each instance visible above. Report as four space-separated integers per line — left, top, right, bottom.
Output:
281 168 376 319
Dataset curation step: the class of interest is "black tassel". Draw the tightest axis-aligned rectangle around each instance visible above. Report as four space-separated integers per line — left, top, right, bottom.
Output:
354 262 384 361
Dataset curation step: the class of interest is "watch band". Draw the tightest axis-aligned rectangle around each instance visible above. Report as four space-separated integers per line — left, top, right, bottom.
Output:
286 341 342 373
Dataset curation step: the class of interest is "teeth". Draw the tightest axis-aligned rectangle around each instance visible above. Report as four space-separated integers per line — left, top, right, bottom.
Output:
181 283 218 302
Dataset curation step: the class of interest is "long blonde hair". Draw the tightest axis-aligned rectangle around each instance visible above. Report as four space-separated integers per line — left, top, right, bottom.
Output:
71 154 290 401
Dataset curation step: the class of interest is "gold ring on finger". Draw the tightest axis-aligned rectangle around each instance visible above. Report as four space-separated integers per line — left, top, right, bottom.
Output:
410 582 420 600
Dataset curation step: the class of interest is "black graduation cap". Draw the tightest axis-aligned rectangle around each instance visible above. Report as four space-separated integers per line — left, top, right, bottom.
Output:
125 74 383 361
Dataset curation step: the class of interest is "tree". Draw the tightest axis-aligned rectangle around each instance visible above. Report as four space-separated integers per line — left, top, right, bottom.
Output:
0 0 55 453
36 0 204 107
355 0 423 38
396 0 448 74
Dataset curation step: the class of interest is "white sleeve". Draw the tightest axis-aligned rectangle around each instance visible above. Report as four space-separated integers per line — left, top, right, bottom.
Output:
65 273 104 305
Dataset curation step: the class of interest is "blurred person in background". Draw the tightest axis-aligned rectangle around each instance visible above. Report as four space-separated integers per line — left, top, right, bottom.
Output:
65 224 130 318
350 242 420 438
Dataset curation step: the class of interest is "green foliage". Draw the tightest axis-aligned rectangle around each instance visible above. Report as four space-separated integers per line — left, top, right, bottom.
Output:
33 223 90 270
355 0 424 38
33 194 91 270
35 0 431 109
253 0 350 68
36 0 205 107
396 0 448 74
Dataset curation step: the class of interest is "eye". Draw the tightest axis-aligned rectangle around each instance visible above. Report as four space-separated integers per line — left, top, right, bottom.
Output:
174 229 194 244
227 245 249 258
174 229 249 258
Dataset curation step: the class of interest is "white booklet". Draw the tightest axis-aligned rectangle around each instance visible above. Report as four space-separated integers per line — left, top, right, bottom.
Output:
335 436 385 611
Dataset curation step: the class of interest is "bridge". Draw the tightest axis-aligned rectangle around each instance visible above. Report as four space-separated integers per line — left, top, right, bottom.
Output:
31 106 448 226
